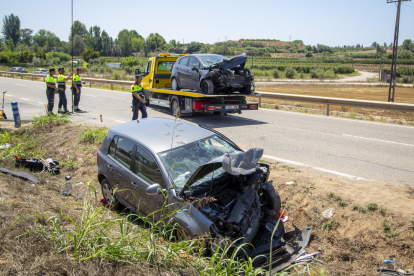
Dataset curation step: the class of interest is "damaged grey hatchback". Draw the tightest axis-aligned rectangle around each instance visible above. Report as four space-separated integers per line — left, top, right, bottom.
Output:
171 53 255 95
97 118 311 271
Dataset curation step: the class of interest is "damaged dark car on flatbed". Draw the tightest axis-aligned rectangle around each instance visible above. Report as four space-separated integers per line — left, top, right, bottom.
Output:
171 53 255 95
97 118 312 272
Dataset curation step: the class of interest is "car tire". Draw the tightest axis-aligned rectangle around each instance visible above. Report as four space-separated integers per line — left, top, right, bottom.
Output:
172 78 180 91
260 183 281 218
240 84 252 95
101 179 122 210
201 79 214 95
171 98 180 117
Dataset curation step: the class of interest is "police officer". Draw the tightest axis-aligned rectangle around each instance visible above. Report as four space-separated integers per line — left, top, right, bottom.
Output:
131 74 147 120
72 68 83 112
57 67 72 114
46 68 59 114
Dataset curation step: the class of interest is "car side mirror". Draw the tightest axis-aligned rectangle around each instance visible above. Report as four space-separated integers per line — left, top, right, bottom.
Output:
146 183 166 195
135 68 141 75
192 67 198 72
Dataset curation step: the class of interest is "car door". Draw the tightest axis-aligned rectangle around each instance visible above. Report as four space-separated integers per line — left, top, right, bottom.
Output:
130 144 166 218
187 57 201 90
177 57 189 88
107 136 135 208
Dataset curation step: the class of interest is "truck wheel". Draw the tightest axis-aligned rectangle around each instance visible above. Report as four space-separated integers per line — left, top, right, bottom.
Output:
171 98 180 117
172 78 180 91
145 98 150 107
201 79 214 95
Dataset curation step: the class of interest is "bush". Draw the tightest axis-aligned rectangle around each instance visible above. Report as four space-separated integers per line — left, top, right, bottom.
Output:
272 70 279 78
99 67 105 74
0 52 10 63
31 57 42 66
79 128 108 144
285 67 295 78
121 57 140 67
81 48 100 62
310 70 319 78
305 51 313 58
124 66 133 75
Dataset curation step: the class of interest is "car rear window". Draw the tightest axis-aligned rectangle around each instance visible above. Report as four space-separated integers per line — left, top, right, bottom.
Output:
178 57 189 66
113 137 134 169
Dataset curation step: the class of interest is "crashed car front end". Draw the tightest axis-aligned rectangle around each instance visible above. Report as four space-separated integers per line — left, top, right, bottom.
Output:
172 148 312 271
200 53 255 94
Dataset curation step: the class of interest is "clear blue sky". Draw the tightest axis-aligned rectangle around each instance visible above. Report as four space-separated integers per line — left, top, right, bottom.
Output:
1 0 413 46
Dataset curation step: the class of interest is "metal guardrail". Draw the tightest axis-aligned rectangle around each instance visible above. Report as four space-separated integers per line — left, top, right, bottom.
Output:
2 71 414 115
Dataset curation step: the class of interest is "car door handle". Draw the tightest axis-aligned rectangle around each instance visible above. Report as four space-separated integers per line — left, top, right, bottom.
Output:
131 182 137 187
108 164 112 171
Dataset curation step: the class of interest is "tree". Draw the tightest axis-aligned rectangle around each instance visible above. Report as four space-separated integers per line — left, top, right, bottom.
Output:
399 50 412 59
72 35 85 56
33 29 60 52
69 20 88 40
2 14 20 44
7 38 14 51
186 41 202 53
101 30 112 56
402 39 413 52
33 29 48 47
147 33 166 51
131 37 144 54
169 39 177 47
81 48 100 62
85 25 102 52
371 42 378 47
20 28 33 46
117 29 132 56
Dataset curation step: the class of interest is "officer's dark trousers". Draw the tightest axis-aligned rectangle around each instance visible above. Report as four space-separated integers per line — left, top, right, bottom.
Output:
58 89 68 111
46 91 54 112
132 100 147 120
73 87 81 107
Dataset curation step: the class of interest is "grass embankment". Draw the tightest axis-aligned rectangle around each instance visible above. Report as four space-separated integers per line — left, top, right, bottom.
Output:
0 117 322 275
250 85 414 125
1 118 413 275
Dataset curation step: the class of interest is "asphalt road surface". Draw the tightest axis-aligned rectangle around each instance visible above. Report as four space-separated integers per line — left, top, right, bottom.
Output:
1 77 413 187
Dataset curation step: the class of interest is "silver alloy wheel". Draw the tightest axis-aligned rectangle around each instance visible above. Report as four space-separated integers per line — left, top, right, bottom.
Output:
102 182 114 206
172 78 179 91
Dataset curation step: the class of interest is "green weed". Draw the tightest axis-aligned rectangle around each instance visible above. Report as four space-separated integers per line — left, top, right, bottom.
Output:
322 218 338 231
32 113 71 127
367 203 378 212
349 112 357 119
79 127 108 144
380 208 386 216
338 200 347 207
61 151 77 171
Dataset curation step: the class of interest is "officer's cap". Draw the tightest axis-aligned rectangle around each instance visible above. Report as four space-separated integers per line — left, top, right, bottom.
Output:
76 68 82 72
58 67 64 71
49 68 56 73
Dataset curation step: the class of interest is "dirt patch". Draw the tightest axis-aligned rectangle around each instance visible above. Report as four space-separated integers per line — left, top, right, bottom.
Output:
1 123 413 275
250 85 414 125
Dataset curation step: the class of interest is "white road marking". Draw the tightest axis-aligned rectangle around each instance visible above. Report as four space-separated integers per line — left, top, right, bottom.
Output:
20 98 30 101
342 134 414 147
6 94 12 96
38 102 43 104
82 94 96 97
106 118 126 123
262 154 365 180
15 84 26 86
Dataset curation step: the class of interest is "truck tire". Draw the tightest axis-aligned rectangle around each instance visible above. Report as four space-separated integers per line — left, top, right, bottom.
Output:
260 183 281 218
171 98 180 117
145 98 150 107
201 79 214 95
172 78 180 91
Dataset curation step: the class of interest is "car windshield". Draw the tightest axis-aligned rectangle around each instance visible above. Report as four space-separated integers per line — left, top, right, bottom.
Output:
198 55 228 67
158 135 236 190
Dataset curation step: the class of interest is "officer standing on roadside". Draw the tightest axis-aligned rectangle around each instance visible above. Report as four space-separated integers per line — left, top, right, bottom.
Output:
57 67 72 114
72 68 83 112
46 68 59 114
131 74 147 120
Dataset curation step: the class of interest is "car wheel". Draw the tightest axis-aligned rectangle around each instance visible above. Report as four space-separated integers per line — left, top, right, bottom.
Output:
201 79 214 95
171 98 180 117
101 179 122 210
240 84 253 95
172 78 180 91
260 183 281 218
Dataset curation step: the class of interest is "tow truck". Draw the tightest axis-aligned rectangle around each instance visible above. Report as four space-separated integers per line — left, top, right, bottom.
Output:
137 54 260 117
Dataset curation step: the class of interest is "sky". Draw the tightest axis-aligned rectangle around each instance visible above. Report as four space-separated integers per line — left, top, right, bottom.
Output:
1 0 413 47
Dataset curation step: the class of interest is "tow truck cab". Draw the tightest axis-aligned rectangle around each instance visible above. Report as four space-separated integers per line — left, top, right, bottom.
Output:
137 54 259 117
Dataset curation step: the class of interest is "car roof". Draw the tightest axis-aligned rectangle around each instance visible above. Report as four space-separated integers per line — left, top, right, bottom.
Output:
108 117 214 153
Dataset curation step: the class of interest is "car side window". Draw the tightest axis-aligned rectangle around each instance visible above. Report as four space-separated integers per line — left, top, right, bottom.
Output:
178 57 189 67
188 57 200 69
134 145 163 185
108 136 118 157
114 137 134 169
145 60 152 74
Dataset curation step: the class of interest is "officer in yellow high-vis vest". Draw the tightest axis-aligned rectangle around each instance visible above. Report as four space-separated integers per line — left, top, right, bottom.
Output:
57 67 72 114
46 68 59 114
131 74 147 120
72 68 83 112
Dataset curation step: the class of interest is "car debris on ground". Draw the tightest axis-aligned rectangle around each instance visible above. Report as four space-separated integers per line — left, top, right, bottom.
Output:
15 156 60 175
0 165 40 184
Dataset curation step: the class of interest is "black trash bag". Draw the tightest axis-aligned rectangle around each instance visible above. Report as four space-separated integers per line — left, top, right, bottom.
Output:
15 156 61 175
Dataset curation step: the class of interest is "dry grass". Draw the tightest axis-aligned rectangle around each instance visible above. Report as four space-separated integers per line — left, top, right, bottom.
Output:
251 85 414 124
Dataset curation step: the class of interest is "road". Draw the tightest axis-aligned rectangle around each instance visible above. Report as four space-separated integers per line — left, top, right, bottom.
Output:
1 76 414 186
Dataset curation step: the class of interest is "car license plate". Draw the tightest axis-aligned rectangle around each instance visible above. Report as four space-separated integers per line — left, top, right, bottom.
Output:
225 105 238 109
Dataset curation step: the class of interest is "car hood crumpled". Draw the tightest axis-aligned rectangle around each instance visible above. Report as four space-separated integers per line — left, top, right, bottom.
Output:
179 148 264 196
217 53 247 70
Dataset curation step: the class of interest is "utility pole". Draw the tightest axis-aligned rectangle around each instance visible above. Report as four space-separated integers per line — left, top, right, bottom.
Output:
387 0 410 102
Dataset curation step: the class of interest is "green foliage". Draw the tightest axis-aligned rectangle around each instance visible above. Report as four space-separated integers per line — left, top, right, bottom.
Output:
61 151 77 171
272 69 280 78
285 67 295 79
2 14 21 44
32 113 71 127
81 48 100 62
79 127 108 144
186 41 203 54
46 52 71 63
322 218 338 231
367 203 378 212
121 57 140 67
399 50 412 60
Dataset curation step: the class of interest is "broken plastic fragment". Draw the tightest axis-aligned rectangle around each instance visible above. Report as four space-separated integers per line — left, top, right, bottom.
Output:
286 181 296 185
322 208 334 218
